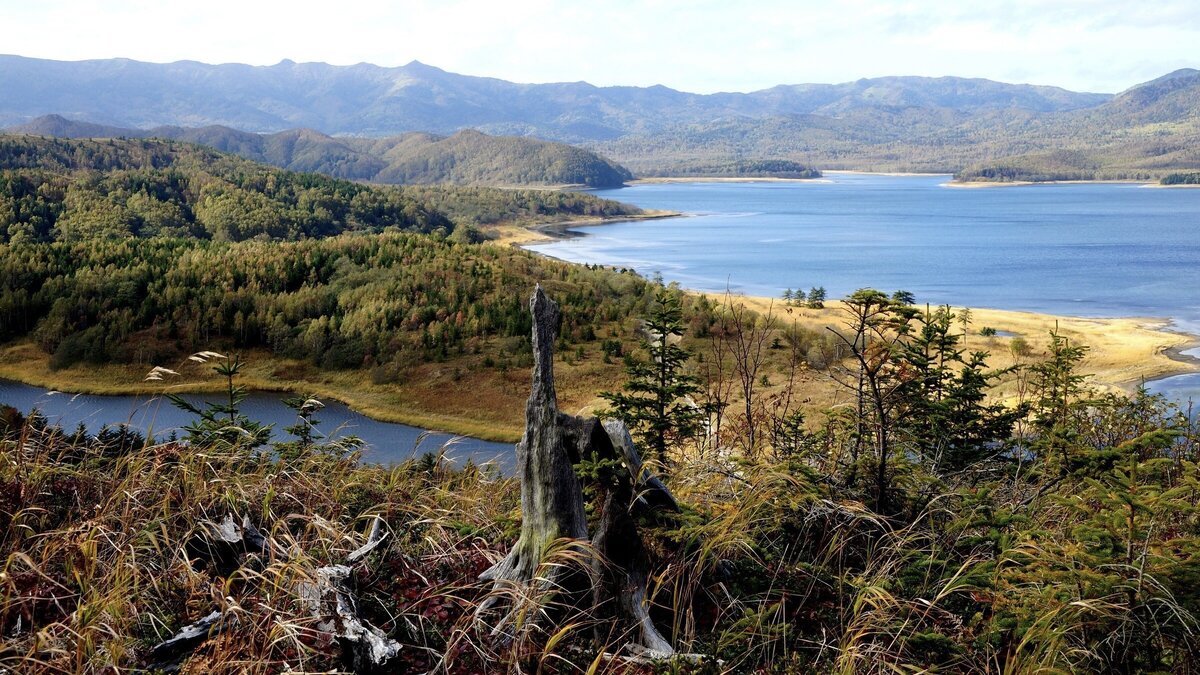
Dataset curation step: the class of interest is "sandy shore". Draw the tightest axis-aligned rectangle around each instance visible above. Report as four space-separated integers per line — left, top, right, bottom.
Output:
724 295 1198 396
824 170 951 177
486 210 680 246
629 176 830 184
946 179 1157 188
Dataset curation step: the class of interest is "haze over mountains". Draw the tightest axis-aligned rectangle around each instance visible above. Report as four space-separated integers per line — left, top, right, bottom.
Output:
0 55 1110 137
3 55 1200 179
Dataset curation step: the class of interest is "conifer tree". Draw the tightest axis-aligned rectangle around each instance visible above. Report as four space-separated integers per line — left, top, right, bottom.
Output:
601 288 702 465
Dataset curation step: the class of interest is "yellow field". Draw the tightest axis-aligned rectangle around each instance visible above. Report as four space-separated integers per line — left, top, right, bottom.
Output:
729 296 1196 404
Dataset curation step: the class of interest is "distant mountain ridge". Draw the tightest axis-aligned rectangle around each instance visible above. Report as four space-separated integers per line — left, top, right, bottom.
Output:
8 115 633 187
0 55 1109 140
3 55 1199 178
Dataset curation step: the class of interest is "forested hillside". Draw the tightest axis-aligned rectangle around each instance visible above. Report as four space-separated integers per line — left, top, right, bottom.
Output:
0 136 653 431
954 69 1200 181
9 118 633 187
8 56 1199 179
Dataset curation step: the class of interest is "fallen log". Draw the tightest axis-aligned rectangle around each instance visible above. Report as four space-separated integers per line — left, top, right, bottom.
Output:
144 609 237 673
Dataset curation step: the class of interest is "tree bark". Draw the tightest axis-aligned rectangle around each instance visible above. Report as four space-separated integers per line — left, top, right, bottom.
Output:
479 286 590 623
478 287 683 659
591 419 677 656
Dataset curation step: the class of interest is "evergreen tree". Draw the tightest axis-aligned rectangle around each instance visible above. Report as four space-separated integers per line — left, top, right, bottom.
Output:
807 286 826 309
601 288 703 465
168 354 271 450
899 305 1023 474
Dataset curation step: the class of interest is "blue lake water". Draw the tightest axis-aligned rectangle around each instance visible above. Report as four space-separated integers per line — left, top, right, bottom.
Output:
527 174 1200 401
4 174 1199 438
0 379 515 472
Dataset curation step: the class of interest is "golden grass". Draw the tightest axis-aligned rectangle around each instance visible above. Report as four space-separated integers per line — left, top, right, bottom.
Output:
1 292 1191 444
725 295 1196 409
0 337 640 444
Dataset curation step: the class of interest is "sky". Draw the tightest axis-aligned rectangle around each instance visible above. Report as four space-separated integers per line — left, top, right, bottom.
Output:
4 0 1198 93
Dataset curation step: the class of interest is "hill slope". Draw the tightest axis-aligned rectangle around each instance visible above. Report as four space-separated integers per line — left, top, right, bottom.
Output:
6 55 1200 177
9 116 632 187
954 69 1200 181
0 134 651 436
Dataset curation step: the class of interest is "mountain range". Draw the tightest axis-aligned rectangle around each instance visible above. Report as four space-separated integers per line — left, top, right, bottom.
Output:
2 55 1199 178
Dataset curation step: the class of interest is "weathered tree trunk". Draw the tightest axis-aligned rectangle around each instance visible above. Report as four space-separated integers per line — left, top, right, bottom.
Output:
479 286 590 622
479 286 684 658
591 420 676 657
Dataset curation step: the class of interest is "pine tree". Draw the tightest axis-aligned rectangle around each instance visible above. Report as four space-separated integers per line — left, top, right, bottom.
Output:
601 289 703 465
807 286 826 309
168 354 271 450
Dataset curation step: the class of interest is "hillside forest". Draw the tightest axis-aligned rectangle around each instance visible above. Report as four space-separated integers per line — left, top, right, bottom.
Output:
0 134 1198 673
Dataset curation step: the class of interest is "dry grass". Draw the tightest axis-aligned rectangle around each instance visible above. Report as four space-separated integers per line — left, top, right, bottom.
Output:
0 429 520 673
0 340 633 444
2 293 1190 446
729 295 1195 406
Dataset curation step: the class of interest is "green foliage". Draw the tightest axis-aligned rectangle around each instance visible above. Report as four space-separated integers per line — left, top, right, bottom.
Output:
806 286 825 309
394 184 640 227
638 158 821 179
368 129 633 187
0 135 653 373
1 232 653 371
601 287 704 464
0 136 451 244
166 354 271 450
1162 171 1200 185
899 305 1024 474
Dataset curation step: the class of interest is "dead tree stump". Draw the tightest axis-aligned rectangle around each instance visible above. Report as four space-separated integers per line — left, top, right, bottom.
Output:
479 286 590 623
480 286 683 658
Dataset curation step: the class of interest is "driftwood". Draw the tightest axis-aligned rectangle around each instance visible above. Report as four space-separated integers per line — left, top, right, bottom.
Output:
145 609 237 673
185 513 269 575
480 286 684 658
347 515 387 564
299 563 402 672
150 514 398 672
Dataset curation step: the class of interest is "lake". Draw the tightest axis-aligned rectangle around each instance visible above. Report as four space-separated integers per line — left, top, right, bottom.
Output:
0 379 515 471
527 174 1200 400
5 174 1199 440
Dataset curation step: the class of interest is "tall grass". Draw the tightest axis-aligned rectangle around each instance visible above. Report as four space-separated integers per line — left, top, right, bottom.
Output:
4 407 1199 672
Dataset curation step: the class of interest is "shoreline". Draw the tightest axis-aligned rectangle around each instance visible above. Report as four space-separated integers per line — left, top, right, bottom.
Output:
629 176 828 184
945 178 1157 188
6 195 1199 441
724 295 1200 394
824 170 951 177
486 210 681 246
511 204 1200 394
0 344 526 443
